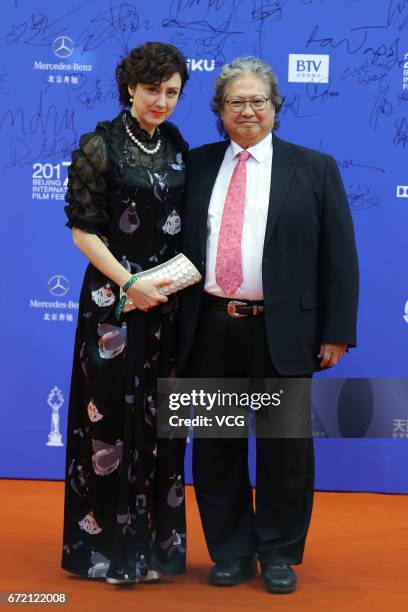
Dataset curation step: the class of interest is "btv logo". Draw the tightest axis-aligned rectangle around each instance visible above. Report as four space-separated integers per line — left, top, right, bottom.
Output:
288 54 330 83
396 185 408 198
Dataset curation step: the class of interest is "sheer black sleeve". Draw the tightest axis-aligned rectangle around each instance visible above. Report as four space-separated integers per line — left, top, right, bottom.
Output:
64 129 110 234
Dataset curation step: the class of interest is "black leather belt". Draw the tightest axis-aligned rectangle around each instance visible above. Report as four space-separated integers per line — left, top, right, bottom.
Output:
204 294 264 318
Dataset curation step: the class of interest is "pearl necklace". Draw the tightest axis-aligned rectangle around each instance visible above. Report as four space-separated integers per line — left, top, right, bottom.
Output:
125 121 161 155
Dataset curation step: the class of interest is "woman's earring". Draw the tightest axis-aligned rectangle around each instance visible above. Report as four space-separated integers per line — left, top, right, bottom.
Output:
129 95 133 103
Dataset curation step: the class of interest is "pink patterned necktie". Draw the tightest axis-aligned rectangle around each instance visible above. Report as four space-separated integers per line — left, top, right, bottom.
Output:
215 150 250 294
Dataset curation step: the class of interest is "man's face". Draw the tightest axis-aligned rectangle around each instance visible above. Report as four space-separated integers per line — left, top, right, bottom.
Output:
220 72 275 148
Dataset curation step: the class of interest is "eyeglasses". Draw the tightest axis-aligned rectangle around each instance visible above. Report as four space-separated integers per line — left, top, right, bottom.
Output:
224 96 270 113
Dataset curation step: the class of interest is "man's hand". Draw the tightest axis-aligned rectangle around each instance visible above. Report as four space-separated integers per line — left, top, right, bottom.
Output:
317 343 347 367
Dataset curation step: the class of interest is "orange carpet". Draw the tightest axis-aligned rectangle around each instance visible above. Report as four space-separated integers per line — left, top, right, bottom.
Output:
0 480 407 611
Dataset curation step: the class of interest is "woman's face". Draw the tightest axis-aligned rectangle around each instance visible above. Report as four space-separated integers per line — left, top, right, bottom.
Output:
128 72 182 135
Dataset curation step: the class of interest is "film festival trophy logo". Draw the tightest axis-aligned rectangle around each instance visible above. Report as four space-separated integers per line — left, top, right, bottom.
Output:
46 386 64 447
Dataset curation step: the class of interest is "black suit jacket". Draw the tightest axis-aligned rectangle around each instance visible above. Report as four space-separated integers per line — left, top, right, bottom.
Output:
179 133 359 375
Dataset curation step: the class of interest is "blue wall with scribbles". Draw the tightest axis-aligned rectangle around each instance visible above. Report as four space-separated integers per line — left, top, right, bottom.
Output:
0 0 407 492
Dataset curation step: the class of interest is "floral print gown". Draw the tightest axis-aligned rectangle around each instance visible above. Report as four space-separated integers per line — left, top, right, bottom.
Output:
61 110 187 581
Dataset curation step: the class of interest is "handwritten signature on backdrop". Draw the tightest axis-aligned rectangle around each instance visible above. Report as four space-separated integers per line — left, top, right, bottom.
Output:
0 0 406 208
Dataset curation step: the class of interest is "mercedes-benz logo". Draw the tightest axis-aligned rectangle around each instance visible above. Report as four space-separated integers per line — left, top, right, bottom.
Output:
48 275 70 297
52 35 75 58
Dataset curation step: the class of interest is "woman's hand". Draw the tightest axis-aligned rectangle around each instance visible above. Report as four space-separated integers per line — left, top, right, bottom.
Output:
125 278 172 312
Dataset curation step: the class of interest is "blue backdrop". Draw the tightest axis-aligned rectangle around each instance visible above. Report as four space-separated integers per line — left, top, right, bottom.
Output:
0 0 407 492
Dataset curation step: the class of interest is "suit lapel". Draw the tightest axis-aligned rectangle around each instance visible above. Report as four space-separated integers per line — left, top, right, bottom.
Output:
263 134 297 251
196 140 230 261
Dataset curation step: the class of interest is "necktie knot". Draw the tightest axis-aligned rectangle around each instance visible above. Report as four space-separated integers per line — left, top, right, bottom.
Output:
238 150 250 162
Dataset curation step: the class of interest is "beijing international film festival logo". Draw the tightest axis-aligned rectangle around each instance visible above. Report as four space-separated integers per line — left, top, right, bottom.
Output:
404 301 408 324
52 35 75 58
46 386 64 447
288 54 330 83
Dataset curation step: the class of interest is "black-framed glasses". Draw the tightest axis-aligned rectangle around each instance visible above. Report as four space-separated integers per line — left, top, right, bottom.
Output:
224 96 270 112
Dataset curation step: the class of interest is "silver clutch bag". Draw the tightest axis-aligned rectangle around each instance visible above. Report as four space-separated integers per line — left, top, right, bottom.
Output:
121 253 202 312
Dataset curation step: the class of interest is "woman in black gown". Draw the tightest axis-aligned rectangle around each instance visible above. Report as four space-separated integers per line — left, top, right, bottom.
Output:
61 43 189 585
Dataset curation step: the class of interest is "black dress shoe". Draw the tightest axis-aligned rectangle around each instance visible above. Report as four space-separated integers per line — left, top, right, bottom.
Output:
209 558 257 586
261 563 297 594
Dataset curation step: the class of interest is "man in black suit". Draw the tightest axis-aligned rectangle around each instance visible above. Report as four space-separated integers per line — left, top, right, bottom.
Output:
179 57 359 593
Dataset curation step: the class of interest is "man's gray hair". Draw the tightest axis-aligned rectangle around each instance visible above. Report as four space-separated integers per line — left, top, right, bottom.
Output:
211 56 283 136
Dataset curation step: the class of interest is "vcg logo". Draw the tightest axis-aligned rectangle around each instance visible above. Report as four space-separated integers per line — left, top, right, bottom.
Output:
52 35 75 58
187 58 216 72
288 54 330 83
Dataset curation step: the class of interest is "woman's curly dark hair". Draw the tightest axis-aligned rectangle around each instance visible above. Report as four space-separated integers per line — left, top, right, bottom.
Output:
116 42 189 106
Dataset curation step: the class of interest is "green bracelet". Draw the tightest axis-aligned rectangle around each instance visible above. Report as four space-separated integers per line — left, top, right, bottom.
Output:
115 276 137 321
122 275 137 293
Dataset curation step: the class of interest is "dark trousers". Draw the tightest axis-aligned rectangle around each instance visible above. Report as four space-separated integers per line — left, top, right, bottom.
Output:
186 297 315 566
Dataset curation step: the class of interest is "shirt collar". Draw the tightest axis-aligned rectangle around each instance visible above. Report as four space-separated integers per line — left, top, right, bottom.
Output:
228 132 272 164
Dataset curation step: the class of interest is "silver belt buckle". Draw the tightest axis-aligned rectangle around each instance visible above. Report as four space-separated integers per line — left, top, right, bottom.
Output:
227 300 248 318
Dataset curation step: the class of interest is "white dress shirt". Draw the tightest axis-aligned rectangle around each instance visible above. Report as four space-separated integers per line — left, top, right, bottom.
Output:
204 133 273 300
